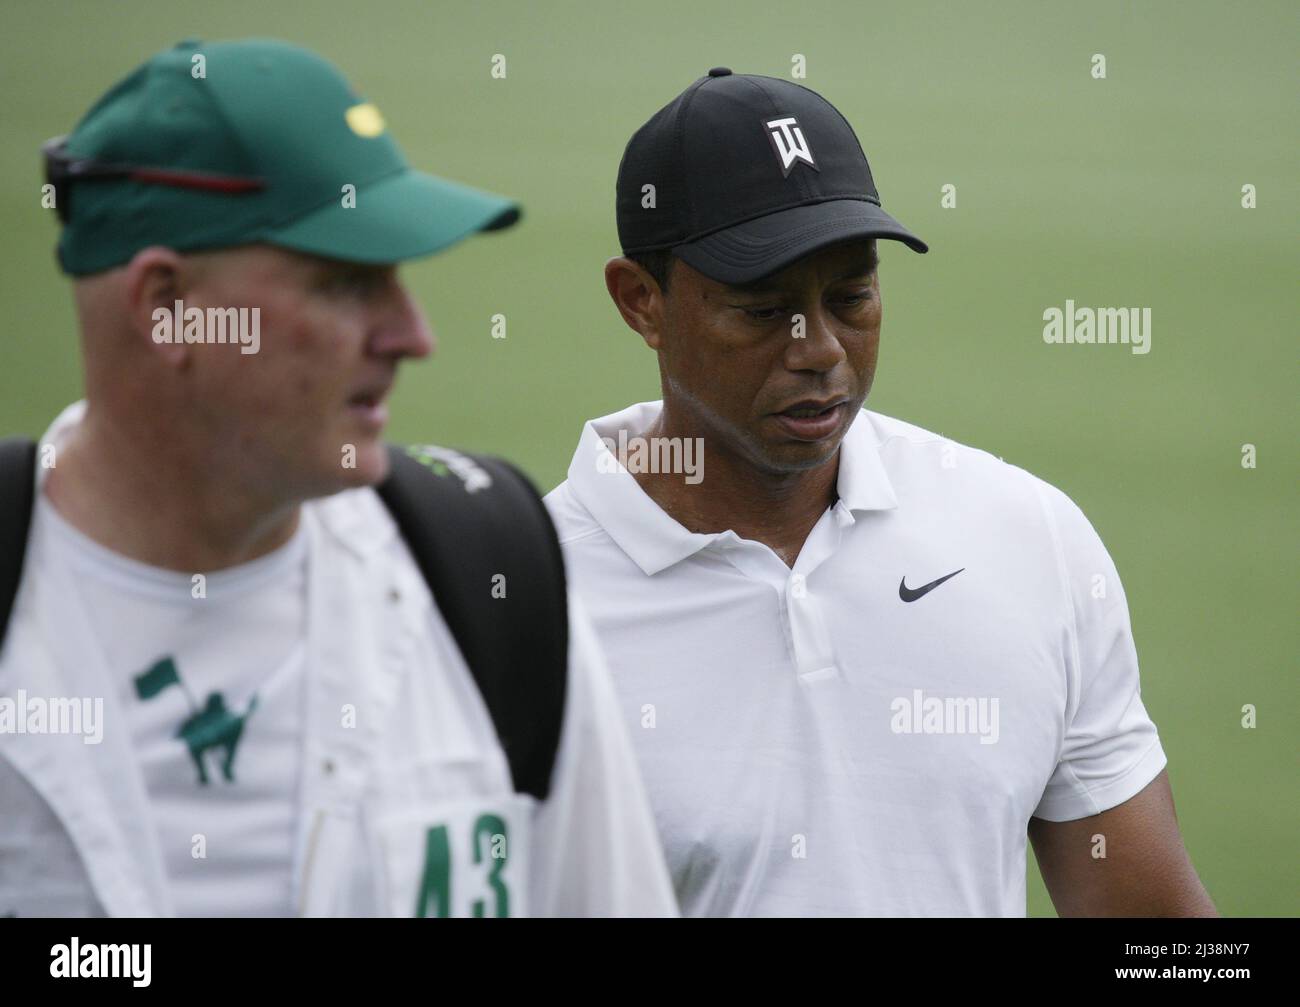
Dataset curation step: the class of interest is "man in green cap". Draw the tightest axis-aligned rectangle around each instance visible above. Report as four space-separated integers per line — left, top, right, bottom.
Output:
0 39 676 917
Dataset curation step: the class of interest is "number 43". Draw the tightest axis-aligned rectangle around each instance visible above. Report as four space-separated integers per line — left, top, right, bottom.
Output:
415 814 509 918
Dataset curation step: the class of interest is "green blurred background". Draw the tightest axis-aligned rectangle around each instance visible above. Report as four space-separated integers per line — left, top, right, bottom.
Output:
1 1 1294 916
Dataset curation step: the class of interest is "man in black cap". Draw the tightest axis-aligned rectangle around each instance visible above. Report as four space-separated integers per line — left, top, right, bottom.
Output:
545 69 1215 917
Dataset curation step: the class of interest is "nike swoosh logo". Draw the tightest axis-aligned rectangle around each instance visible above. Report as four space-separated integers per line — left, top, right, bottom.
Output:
899 568 965 602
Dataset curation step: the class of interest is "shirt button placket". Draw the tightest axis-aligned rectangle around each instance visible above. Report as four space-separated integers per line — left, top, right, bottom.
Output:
787 571 838 683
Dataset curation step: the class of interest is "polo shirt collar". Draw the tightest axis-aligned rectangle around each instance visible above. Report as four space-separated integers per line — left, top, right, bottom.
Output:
565 400 898 576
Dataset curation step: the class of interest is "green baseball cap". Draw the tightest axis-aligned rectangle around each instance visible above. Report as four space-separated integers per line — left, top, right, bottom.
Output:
47 38 521 275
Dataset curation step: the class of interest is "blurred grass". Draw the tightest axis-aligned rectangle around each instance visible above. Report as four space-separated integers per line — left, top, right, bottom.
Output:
1 0 1294 916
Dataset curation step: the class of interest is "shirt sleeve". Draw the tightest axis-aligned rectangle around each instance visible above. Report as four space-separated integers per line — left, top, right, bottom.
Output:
1031 480 1168 822
527 595 679 917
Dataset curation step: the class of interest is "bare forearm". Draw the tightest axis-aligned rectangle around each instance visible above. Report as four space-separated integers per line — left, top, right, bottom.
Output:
1028 770 1219 917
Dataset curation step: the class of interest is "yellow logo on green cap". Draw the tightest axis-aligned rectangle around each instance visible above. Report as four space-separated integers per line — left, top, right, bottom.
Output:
345 103 386 138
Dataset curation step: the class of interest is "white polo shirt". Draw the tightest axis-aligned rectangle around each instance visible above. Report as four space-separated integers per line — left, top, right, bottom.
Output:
545 400 1168 917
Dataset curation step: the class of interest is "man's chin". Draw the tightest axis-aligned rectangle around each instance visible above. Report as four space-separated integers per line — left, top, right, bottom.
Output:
769 445 841 474
321 438 391 493
347 444 391 487
754 428 848 475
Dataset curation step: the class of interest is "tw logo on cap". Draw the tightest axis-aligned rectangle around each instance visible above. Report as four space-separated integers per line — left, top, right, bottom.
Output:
764 115 817 177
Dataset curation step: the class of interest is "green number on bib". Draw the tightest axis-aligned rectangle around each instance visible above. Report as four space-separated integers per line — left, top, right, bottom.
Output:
472 814 509 918
414 824 451 918
413 816 512 918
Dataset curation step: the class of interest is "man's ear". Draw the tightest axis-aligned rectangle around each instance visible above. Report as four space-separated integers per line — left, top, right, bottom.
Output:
123 246 187 367
604 256 666 350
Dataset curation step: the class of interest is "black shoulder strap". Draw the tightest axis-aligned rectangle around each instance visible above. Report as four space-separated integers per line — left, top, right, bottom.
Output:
0 438 38 658
375 445 568 802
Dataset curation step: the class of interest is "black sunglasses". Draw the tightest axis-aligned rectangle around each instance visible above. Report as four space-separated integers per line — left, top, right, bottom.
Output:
42 136 266 223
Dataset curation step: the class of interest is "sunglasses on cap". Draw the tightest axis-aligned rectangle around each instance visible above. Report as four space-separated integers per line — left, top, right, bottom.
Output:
42 135 266 224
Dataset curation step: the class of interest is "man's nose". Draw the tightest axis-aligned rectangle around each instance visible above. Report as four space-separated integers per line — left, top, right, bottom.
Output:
784 305 847 372
369 282 435 360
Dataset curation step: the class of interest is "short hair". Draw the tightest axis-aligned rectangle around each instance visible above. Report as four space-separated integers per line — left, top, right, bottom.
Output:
626 249 676 293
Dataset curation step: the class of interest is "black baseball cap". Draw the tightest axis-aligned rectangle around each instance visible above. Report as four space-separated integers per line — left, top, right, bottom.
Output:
616 68 927 285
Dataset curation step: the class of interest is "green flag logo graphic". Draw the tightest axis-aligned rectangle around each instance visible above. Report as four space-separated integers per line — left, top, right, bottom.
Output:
132 657 257 785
